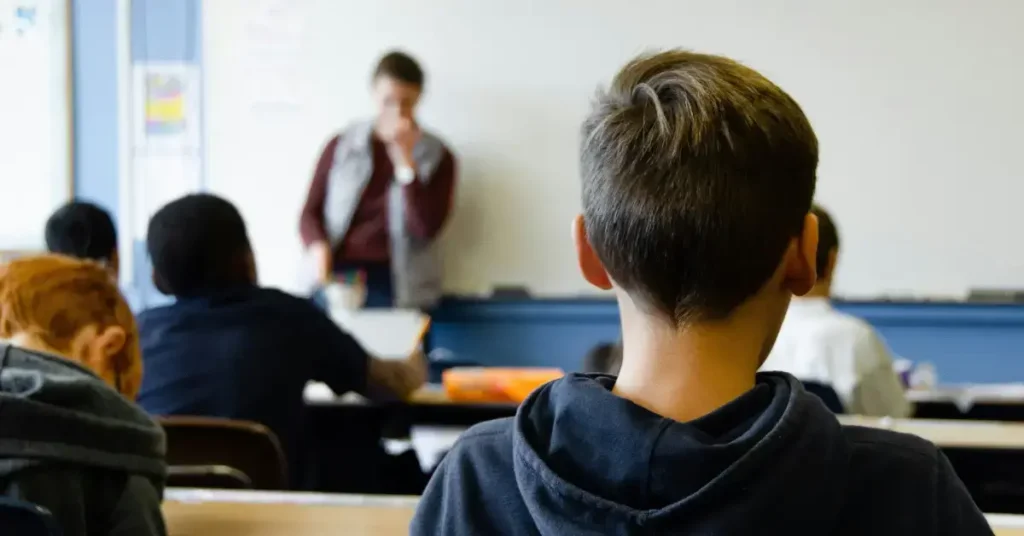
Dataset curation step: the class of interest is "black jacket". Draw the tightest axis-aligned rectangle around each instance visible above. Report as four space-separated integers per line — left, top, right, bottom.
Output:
412 372 993 535
0 344 167 535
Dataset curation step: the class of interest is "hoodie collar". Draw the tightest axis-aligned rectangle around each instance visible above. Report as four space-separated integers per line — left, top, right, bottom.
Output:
0 344 166 480
512 372 850 531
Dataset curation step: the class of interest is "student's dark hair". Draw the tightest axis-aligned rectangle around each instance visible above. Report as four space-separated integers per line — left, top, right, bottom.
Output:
582 342 623 375
146 193 253 297
373 50 425 87
581 50 818 324
812 204 839 280
45 201 117 262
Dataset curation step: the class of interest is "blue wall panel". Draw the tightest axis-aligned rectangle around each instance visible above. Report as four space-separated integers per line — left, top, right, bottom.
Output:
71 0 118 210
429 298 1024 384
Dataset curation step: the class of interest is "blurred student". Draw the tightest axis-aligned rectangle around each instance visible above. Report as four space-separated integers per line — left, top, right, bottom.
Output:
0 255 166 535
45 201 119 280
136 194 426 487
581 341 622 375
300 50 457 309
761 205 911 417
412 50 988 534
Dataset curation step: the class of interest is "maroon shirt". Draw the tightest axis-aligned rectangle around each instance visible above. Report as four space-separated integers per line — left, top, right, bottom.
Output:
299 134 457 264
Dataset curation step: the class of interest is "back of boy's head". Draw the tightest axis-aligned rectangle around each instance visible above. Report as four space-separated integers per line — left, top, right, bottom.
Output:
580 50 818 324
147 193 254 297
0 254 141 398
811 205 839 280
45 201 117 263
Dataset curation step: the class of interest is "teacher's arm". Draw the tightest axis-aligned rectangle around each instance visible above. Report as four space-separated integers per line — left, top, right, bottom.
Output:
300 135 341 282
403 149 457 240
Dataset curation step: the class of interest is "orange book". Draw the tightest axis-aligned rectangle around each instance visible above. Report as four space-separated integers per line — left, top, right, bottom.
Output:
442 367 564 404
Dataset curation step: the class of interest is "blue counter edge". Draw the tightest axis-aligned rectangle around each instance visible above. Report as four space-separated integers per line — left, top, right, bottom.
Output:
432 297 1024 327
428 297 1024 383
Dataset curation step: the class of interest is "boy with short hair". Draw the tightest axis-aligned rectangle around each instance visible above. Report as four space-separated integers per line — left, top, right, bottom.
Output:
136 194 426 488
412 50 990 534
763 205 911 417
45 201 120 280
0 255 166 535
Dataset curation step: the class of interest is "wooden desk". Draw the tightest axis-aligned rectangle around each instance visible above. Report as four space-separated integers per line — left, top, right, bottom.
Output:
305 383 517 427
910 385 1024 422
839 416 1024 450
989 514 1024 535
164 489 1023 535
164 489 417 536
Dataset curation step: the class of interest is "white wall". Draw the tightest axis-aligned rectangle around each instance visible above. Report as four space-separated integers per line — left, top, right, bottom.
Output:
0 0 69 250
203 0 1024 298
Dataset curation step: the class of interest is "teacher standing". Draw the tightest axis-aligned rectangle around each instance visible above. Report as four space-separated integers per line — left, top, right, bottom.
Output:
300 51 457 309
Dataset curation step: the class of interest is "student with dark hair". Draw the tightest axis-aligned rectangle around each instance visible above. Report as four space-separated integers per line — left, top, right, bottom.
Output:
762 205 910 417
300 50 457 309
581 341 622 375
412 51 989 535
137 193 427 487
45 201 119 279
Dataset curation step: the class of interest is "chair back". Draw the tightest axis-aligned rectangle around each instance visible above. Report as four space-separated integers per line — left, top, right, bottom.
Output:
802 381 845 414
0 497 62 535
159 416 288 490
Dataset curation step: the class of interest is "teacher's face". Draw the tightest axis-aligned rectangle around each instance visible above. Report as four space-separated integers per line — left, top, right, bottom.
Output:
373 75 422 127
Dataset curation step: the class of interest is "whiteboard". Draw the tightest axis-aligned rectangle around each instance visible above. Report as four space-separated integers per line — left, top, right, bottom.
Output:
203 0 1024 299
0 0 70 250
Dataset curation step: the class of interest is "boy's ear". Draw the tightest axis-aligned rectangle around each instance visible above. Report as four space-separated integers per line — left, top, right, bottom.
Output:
824 248 839 281
783 212 819 296
151 268 169 295
244 250 258 284
108 249 120 282
77 325 128 388
572 215 613 290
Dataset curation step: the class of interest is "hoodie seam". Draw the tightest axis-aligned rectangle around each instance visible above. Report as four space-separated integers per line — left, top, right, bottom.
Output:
514 438 649 520
642 420 673 516
513 386 654 521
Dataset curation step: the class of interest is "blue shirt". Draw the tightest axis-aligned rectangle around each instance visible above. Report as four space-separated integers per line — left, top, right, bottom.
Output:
136 286 369 482
412 373 991 535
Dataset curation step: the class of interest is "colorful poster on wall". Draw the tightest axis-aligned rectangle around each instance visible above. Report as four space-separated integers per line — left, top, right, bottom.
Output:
132 62 200 149
130 63 203 239
144 72 187 136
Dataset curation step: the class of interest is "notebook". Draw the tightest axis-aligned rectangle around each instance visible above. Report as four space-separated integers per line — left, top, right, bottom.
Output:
329 308 431 360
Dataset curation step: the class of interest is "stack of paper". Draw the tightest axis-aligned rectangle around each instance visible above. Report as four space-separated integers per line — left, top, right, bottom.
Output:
330 308 430 360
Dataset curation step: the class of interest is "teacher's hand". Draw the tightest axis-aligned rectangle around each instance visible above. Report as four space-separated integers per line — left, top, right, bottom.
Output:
309 240 333 284
385 118 421 168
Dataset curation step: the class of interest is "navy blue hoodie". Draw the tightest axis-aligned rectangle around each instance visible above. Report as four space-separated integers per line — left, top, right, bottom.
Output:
412 373 992 535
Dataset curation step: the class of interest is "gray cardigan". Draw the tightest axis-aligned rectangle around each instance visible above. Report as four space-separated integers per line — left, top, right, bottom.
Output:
323 120 447 309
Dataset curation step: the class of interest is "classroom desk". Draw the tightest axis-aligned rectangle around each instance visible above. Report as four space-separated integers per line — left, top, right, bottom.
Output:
306 383 1024 447
305 383 517 427
164 488 1024 535
839 416 1024 449
306 385 1024 510
163 489 417 536
910 385 1024 422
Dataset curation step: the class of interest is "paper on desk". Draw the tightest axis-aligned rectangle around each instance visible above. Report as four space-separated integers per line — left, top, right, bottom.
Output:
303 382 366 402
909 383 1024 412
987 514 1024 528
330 308 429 360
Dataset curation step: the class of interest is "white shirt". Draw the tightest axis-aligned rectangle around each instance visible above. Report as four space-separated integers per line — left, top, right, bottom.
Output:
762 297 911 418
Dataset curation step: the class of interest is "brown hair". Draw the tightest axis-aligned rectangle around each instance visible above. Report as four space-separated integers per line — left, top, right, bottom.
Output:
581 49 818 324
0 254 141 398
373 50 425 87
